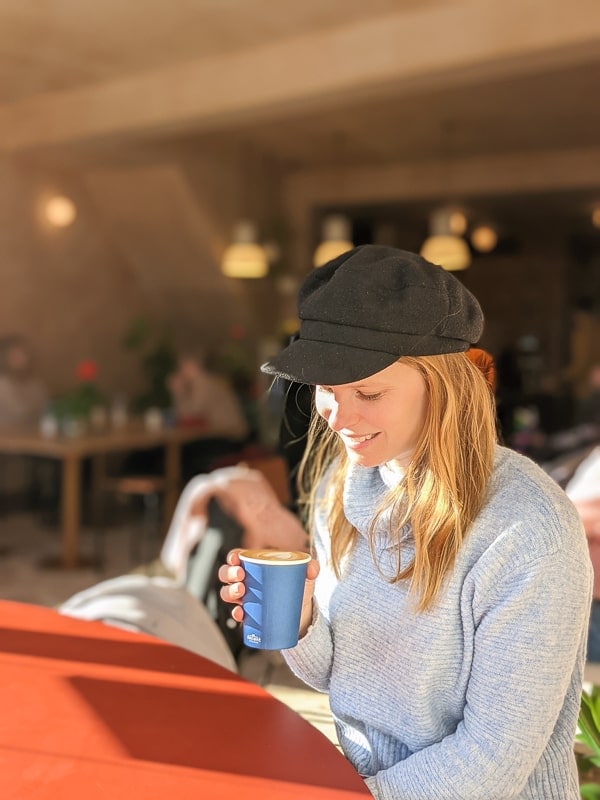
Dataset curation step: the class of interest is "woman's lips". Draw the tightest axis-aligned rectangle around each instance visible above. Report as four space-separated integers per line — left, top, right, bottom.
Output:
340 432 379 449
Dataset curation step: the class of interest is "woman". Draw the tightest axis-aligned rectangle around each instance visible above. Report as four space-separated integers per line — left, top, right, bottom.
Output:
220 245 592 799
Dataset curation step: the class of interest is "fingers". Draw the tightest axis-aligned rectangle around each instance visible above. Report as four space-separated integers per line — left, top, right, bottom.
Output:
217 562 244 585
219 579 245 606
226 548 242 566
218 559 246 604
218 548 246 621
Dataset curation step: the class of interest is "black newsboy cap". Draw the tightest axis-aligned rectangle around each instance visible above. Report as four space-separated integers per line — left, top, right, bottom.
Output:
262 244 484 385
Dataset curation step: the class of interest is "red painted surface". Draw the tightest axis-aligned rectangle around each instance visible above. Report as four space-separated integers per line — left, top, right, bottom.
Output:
0 600 371 799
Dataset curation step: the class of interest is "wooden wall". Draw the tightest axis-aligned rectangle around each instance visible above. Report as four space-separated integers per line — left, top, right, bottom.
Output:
0 150 282 407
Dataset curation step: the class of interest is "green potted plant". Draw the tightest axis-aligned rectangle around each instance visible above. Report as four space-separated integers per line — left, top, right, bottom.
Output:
577 686 600 798
51 360 106 435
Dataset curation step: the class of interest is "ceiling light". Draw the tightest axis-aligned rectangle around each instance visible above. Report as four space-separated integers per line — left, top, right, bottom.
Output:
221 220 268 278
421 235 471 271
313 214 354 268
420 208 470 271
470 224 498 253
448 209 468 236
44 195 77 227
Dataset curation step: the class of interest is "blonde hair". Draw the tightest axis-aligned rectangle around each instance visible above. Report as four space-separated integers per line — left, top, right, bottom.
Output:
297 351 498 611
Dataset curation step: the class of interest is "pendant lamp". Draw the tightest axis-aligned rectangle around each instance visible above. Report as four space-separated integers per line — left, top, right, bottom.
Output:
313 214 354 268
470 224 498 253
221 220 268 279
420 207 470 271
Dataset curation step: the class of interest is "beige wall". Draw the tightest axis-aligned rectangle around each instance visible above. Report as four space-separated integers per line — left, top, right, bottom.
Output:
0 137 595 413
0 150 283 407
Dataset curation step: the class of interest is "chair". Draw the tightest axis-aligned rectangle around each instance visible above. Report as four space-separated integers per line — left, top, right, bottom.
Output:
93 474 167 569
184 497 245 659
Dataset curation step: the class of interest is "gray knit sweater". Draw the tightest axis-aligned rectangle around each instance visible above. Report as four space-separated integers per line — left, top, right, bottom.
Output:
283 446 593 799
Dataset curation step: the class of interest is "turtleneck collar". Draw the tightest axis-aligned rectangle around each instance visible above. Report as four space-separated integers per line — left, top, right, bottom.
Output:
342 462 412 548
379 461 405 489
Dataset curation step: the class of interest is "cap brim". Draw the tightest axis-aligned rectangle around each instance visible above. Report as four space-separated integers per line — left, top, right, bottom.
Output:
261 338 399 385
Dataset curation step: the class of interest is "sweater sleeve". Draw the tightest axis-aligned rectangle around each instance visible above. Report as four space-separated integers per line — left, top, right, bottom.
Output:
364 547 592 800
281 603 335 693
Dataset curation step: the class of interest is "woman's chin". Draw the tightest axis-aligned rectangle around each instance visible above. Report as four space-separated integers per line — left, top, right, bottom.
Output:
345 448 384 469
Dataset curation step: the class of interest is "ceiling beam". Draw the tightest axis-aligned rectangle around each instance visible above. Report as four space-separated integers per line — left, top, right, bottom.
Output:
285 146 600 207
1 0 599 152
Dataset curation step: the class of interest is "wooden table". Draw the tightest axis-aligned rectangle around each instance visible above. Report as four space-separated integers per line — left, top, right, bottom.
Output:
0 600 371 799
0 421 217 568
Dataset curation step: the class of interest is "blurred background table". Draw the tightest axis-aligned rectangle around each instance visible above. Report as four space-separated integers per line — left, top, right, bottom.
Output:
0 600 371 799
0 421 215 568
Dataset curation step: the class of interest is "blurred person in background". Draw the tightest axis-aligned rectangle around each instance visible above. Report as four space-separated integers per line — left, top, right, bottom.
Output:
576 362 600 430
167 354 250 480
0 334 50 510
0 334 47 428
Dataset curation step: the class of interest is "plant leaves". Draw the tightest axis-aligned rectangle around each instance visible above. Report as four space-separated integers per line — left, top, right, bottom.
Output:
579 690 600 755
580 783 600 800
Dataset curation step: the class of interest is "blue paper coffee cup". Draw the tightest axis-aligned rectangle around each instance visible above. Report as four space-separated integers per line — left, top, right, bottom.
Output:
238 549 311 650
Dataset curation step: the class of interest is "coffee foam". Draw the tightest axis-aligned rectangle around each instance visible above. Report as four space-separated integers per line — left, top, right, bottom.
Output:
239 549 310 565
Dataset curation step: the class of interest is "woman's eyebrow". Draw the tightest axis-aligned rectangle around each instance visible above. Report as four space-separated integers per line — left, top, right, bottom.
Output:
351 383 390 391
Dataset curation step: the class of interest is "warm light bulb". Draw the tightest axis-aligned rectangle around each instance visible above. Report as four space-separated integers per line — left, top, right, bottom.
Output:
45 195 77 227
448 210 468 236
313 240 353 268
470 225 498 253
221 243 268 278
221 220 268 278
592 204 600 229
313 214 353 267
420 235 471 271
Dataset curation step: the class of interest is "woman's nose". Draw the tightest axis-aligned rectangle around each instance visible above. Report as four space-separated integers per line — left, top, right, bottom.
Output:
325 397 357 431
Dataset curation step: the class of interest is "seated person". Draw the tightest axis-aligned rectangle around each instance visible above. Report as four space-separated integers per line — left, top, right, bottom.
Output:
167 354 250 480
0 334 47 427
0 334 50 506
576 363 600 429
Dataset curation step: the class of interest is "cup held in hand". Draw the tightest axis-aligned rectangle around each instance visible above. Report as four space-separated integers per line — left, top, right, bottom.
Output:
238 549 311 650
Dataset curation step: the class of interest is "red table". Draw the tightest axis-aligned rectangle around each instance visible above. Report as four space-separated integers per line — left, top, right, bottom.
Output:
0 600 372 799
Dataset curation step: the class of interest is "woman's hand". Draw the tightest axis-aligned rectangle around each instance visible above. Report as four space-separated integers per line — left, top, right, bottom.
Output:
218 549 320 637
